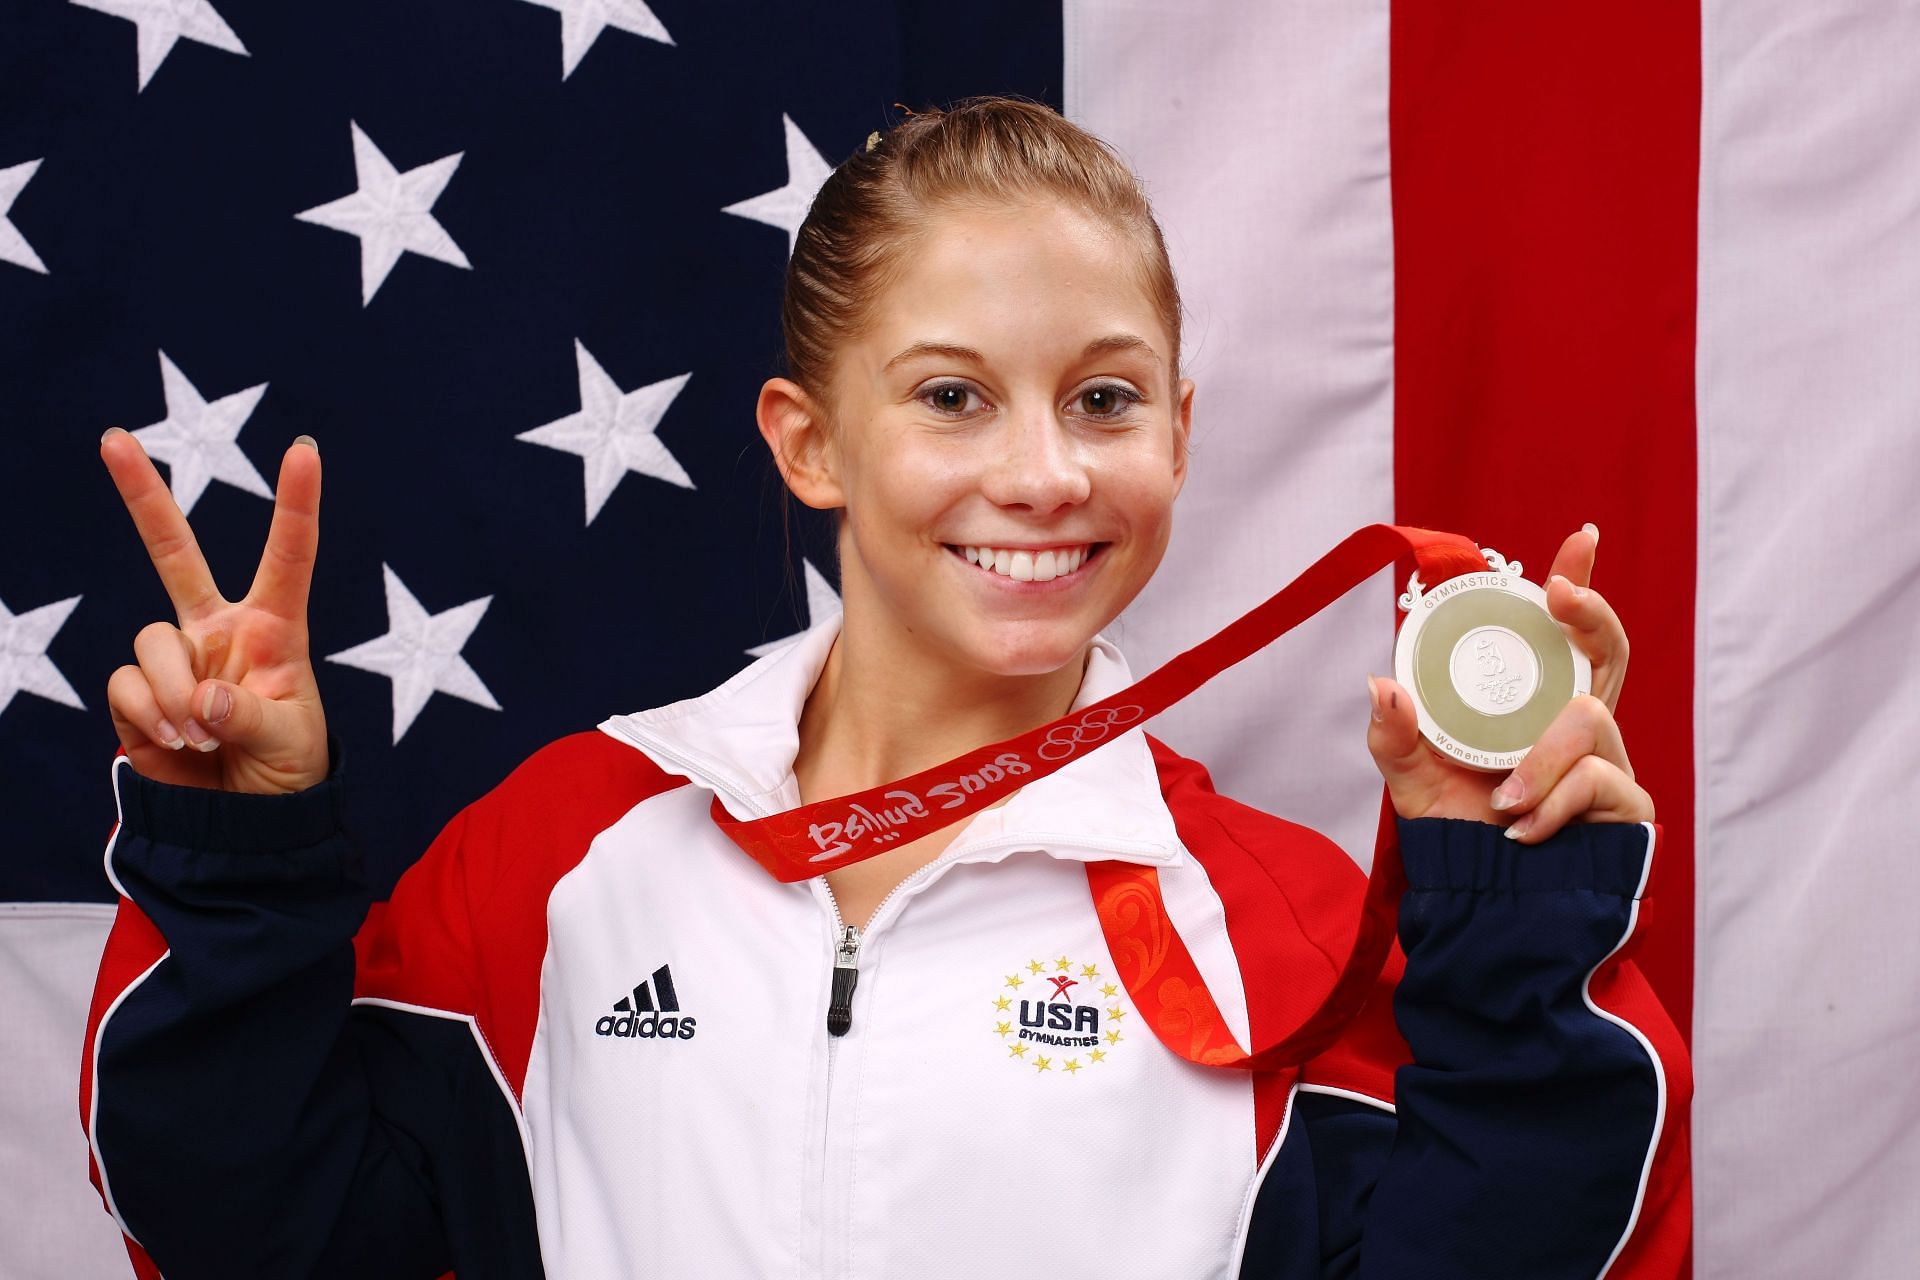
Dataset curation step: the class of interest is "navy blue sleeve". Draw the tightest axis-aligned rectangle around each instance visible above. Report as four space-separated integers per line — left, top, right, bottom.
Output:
89 754 539 1279
1242 818 1673 1280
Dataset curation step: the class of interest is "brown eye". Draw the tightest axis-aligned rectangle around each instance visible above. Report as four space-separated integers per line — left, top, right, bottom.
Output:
923 383 979 415
1079 385 1137 416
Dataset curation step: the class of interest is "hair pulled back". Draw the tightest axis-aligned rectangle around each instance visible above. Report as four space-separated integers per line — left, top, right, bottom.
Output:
782 97 1182 410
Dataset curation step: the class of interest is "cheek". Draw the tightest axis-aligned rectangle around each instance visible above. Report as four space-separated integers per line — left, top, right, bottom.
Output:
840 443 963 545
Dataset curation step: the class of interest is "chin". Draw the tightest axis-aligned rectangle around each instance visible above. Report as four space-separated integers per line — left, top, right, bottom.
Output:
956 618 1100 680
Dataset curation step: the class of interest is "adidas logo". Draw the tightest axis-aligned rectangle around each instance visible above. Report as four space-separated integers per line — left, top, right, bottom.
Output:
593 964 697 1040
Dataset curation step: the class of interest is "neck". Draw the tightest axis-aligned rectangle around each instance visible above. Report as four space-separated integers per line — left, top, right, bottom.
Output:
793 613 1087 806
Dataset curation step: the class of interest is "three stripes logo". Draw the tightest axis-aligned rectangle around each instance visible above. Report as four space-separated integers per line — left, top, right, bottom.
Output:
593 964 697 1040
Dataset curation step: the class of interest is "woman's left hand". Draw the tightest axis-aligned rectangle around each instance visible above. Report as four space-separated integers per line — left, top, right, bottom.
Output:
1364 524 1654 843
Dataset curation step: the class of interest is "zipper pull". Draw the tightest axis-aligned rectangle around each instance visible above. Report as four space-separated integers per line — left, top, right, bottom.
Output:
827 925 861 1037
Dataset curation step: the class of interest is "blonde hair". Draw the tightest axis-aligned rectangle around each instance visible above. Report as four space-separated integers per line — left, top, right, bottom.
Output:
782 97 1182 408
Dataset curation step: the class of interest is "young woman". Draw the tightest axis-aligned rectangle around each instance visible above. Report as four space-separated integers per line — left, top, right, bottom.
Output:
84 99 1686 1278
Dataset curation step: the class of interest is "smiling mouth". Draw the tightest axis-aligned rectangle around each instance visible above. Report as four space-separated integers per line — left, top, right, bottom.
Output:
945 543 1105 582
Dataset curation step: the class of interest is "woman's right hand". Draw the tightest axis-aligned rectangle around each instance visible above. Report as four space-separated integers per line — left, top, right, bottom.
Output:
100 428 330 794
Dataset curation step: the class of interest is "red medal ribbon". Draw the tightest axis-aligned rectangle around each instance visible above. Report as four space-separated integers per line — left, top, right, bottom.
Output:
713 523 1488 1068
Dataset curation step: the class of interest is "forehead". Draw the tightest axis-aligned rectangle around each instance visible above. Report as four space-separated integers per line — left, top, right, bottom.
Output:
855 199 1172 371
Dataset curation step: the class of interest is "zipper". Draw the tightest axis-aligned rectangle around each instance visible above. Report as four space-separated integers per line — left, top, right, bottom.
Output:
827 925 861 1036
816 863 940 1039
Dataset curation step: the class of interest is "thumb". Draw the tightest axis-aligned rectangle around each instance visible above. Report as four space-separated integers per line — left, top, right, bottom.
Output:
1365 675 1437 812
194 678 316 762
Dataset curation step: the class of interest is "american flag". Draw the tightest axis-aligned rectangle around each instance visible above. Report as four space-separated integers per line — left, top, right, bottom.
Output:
3 2 1059 1271
7 2 1920 1277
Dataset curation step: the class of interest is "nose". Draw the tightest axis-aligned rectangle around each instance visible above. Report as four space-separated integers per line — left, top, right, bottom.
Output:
980 403 1092 515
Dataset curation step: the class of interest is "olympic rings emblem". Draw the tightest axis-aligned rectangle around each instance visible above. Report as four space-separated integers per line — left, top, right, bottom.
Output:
1036 705 1147 761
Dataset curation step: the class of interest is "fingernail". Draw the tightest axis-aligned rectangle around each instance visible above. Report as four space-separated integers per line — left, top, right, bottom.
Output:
1583 522 1600 544
1490 774 1524 810
182 718 217 750
154 719 185 750
293 434 319 454
101 426 128 443
1366 675 1384 723
202 685 232 724
1503 816 1532 842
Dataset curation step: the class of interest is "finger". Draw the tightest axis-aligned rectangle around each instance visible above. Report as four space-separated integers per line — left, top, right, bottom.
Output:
1545 522 1601 590
100 428 222 622
247 437 322 622
1545 574 1629 711
107 664 186 752
1503 754 1654 844
1366 674 1446 816
133 621 218 752
1489 694 1631 816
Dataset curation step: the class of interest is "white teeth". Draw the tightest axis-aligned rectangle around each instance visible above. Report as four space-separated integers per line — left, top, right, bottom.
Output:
956 544 1095 580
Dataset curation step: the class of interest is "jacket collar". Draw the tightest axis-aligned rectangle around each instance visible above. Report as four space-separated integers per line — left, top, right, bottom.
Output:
600 614 1182 868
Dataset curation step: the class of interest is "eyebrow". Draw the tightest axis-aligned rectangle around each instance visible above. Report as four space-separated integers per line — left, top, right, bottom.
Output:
881 333 1161 373
882 341 986 372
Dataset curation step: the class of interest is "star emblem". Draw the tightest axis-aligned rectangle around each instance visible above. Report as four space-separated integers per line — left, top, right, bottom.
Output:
1080 963 1100 979
1100 983 1119 999
515 0 672 79
0 593 84 718
1105 1029 1123 1045
1089 1048 1106 1064
1004 974 1023 990
1027 960 1045 975
296 122 470 305
1063 1059 1081 1074
1033 1056 1051 1073
720 114 833 257
746 559 840 657
325 564 501 744
1106 1006 1126 1021
129 351 272 515
1055 956 1072 972
994 1022 1012 1038
70 0 248 92
1009 1043 1026 1058
517 340 693 523
0 159 47 274
992 996 1011 1012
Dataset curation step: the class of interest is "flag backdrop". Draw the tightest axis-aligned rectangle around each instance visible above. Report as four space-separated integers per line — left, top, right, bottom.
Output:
3 1 1916 1276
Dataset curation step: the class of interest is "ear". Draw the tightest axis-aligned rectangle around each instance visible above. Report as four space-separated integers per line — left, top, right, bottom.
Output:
757 377 845 510
1170 376 1196 497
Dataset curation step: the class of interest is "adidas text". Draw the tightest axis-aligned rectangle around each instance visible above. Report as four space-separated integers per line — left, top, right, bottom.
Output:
595 1011 697 1040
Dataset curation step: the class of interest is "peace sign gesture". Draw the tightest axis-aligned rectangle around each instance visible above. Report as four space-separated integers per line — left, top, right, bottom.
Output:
100 428 330 794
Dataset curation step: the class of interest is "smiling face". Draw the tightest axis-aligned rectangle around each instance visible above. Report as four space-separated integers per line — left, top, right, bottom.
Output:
787 198 1193 680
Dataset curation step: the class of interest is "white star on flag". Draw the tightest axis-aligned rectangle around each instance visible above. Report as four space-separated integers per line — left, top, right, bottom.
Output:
131 351 272 515
0 159 48 275
748 559 841 656
0 593 84 718
721 114 834 257
516 0 673 79
69 0 248 93
325 565 500 745
516 340 693 524
296 122 470 306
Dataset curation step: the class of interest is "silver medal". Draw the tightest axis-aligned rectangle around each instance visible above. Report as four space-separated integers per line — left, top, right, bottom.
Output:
1393 548 1591 772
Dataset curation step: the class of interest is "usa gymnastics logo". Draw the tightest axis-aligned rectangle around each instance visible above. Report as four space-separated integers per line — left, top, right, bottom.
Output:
989 954 1129 1077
